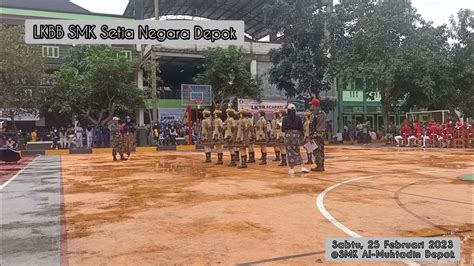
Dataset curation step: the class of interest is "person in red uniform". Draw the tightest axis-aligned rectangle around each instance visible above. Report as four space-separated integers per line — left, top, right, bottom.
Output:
454 119 463 139
443 120 454 146
465 120 473 146
395 120 411 147
435 123 448 148
408 121 423 147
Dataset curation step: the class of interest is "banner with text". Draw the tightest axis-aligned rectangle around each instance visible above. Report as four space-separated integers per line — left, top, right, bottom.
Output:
0 109 40 121
237 99 288 113
158 108 187 122
25 20 245 46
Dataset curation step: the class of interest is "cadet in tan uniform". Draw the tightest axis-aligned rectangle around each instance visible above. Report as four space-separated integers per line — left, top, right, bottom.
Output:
271 111 282 162
235 109 252 168
303 112 313 165
212 110 224 165
224 108 238 167
254 109 268 165
201 109 213 163
276 109 288 166
233 111 241 162
246 111 257 163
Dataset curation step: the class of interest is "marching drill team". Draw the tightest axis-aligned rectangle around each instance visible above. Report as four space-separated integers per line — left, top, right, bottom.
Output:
200 98 327 172
107 99 472 165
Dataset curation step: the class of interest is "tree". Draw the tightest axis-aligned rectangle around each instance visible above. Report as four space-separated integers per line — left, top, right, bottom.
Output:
0 25 45 132
329 0 433 130
41 45 144 125
449 9 474 117
194 46 262 109
264 0 331 99
393 22 452 112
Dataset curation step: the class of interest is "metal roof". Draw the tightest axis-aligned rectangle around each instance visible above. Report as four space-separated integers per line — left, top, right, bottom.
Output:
1 0 91 14
123 0 273 40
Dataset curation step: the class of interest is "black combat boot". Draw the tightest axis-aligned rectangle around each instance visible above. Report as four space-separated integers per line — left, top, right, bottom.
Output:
259 152 267 165
273 151 281 161
205 152 211 163
215 153 223 165
228 152 237 167
238 155 248 168
278 154 287 166
247 152 256 163
311 160 325 171
306 153 313 165
235 151 240 161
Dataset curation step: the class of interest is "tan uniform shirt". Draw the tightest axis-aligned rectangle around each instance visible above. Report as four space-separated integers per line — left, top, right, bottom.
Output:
255 116 268 142
212 118 224 144
224 117 236 142
272 117 284 142
304 118 311 139
201 117 213 144
236 117 251 146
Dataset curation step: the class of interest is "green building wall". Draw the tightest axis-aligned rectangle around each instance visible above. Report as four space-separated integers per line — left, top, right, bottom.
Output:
336 78 405 131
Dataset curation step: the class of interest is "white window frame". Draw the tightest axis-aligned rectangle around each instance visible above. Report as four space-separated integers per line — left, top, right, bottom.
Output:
42 46 59 58
120 50 132 61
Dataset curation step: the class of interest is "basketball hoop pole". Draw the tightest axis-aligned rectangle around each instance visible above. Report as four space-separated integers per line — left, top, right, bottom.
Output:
186 90 192 145
187 104 192 145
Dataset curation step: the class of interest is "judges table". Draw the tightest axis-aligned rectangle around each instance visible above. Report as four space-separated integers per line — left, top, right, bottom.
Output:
26 141 53 151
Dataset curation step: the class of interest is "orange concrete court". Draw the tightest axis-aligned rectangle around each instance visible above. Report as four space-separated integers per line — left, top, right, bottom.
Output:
58 147 473 265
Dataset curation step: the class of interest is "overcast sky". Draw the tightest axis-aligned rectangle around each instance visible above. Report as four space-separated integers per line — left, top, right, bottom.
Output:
71 0 473 26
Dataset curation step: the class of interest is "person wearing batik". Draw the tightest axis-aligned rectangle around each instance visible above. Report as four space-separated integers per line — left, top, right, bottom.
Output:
212 110 225 165
309 98 327 171
271 110 282 162
201 109 213 163
245 111 257 163
122 116 136 159
276 109 288 166
235 109 252 168
110 117 125 161
224 108 238 166
303 111 313 165
282 104 309 175
254 109 269 165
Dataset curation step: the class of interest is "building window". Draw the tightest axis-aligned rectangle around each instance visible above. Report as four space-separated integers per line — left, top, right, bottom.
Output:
42 46 59 58
119 50 132 61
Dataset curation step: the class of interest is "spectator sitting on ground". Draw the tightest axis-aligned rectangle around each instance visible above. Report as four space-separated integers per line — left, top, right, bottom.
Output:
169 126 178 145
5 137 17 149
0 135 6 147
31 129 38 142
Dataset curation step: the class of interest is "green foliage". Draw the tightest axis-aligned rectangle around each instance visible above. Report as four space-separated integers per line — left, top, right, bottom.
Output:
42 45 143 125
449 9 474 117
264 0 331 99
0 25 45 131
393 22 453 112
328 0 455 129
330 1 473 124
321 98 337 113
194 46 262 109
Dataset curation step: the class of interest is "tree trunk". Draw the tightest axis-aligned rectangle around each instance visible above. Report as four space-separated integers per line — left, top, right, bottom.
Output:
380 87 390 132
147 109 153 124
8 110 18 134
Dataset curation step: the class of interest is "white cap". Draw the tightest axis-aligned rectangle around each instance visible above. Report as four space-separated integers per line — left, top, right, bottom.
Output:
287 103 296 110
113 117 120 121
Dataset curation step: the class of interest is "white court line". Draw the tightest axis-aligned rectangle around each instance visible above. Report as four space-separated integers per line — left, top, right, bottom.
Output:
316 169 452 266
0 156 40 190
